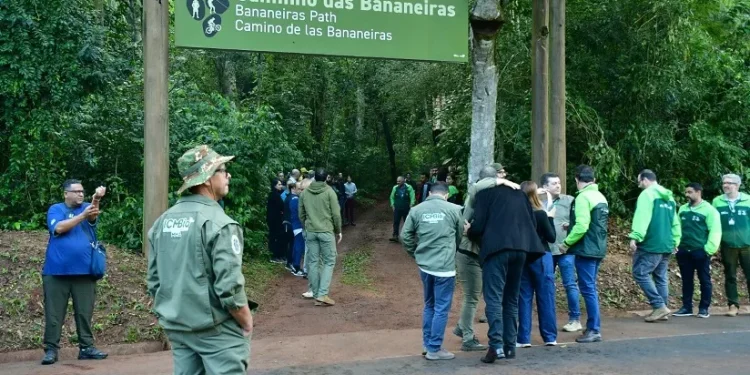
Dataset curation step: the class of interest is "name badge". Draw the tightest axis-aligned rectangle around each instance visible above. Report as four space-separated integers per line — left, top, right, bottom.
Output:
729 218 735 226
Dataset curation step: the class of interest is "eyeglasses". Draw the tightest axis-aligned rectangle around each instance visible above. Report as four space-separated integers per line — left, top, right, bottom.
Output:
65 190 85 195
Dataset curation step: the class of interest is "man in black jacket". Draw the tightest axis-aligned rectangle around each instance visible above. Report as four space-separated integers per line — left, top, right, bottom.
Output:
465 166 544 364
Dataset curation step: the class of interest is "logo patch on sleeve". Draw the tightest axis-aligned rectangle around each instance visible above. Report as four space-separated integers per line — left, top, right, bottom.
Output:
232 235 241 255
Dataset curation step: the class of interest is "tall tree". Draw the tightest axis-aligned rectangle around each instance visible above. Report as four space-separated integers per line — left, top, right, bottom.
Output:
468 0 505 184
549 0 566 191
531 0 550 182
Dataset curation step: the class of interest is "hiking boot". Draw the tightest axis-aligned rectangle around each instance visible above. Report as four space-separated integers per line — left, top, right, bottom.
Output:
697 309 710 319
315 295 335 306
645 306 671 322
41 349 58 365
726 305 739 317
480 347 505 363
478 315 488 323
672 307 693 317
302 291 313 299
461 339 487 352
576 330 602 343
425 349 455 360
516 342 531 348
78 346 108 360
562 320 583 332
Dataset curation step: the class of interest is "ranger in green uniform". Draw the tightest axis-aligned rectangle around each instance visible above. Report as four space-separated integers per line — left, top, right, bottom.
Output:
629 169 681 323
147 145 257 375
673 183 721 319
712 173 750 317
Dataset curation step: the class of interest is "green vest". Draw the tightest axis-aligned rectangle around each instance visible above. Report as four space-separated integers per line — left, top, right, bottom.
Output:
147 194 255 332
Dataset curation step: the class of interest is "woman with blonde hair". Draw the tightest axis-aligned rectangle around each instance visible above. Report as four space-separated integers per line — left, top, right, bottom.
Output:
516 181 558 347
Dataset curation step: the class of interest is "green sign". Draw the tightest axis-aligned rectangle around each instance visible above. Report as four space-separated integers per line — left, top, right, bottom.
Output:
176 0 468 62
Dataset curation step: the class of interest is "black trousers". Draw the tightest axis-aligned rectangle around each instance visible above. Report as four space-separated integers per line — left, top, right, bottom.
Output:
482 250 526 351
676 249 712 311
392 207 410 237
43 275 97 350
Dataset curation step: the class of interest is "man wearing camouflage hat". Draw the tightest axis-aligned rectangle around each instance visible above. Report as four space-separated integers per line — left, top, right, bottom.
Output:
147 145 256 375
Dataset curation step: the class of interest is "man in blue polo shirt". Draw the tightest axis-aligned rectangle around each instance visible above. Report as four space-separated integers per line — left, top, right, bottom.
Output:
41 179 108 365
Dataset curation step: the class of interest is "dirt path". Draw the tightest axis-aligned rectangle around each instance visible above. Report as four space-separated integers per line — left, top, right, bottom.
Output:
254 201 468 339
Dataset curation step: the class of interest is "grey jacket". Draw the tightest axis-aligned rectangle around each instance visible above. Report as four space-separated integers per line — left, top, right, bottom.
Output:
542 194 574 255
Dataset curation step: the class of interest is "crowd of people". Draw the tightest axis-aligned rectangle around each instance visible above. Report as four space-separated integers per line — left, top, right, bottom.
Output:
396 163 749 364
37 143 748 372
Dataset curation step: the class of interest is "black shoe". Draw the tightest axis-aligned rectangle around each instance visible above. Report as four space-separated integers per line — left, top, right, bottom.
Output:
478 316 488 323
503 346 516 359
41 349 57 365
78 347 108 360
452 326 463 338
351 223 356 226
480 347 505 363
673 307 693 317
389 236 399 242
697 309 710 318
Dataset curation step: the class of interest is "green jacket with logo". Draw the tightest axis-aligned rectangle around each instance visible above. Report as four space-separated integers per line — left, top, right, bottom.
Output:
629 184 681 254
147 194 255 332
400 196 463 274
712 193 750 249
390 183 416 210
563 183 609 259
299 181 342 234
678 201 722 255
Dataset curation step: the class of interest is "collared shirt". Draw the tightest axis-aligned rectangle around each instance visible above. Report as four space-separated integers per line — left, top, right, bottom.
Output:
43 202 97 276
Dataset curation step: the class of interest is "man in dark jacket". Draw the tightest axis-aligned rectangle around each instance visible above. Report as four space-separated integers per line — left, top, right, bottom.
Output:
465 166 544 364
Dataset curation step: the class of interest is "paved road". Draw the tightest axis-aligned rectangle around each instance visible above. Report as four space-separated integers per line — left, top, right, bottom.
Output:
3 315 749 374
255 330 750 375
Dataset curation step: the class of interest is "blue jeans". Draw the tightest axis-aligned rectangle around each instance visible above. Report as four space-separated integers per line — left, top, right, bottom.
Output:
553 254 581 320
576 256 602 333
632 250 670 309
420 271 455 353
482 250 526 351
518 252 557 344
291 233 305 270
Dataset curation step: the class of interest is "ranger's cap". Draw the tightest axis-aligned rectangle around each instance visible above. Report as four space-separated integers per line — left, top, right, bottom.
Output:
176 145 234 194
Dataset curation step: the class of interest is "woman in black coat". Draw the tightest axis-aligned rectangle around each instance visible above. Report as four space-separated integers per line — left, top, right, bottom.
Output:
267 178 286 263
516 181 558 347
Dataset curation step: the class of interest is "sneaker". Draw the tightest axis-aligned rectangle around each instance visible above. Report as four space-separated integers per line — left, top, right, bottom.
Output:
575 330 602 343
302 291 314 299
78 346 108 360
292 270 305 277
503 346 516 359
697 309 710 319
726 305 739 317
478 315 488 323
425 349 455 360
480 347 505 363
644 306 671 322
672 307 693 317
461 339 487 352
422 347 427 356
389 236 399 242
516 343 531 348
285 264 294 272
351 223 356 227
270 258 285 264
452 326 463 338
41 349 57 365
315 295 335 306
544 341 558 346
562 320 583 332
302 272 308 279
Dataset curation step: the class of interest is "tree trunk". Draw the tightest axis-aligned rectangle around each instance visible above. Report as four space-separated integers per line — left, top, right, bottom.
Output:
468 0 504 184
355 86 365 139
381 116 398 183
549 0 566 192
215 54 237 99
531 0 550 183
